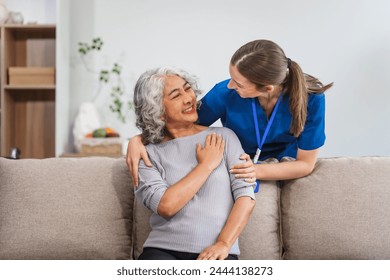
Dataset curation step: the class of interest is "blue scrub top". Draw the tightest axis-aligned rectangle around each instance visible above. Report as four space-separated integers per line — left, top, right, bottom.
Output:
197 79 326 161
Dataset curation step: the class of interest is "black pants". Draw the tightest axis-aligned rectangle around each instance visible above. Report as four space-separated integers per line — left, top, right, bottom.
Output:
138 247 238 260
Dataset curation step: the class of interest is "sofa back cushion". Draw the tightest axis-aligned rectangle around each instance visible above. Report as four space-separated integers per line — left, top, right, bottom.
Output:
133 179 281 260
280 157 390 259
0 157 133 260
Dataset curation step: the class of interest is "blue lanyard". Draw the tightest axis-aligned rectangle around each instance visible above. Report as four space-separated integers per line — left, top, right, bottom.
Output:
251 90 284 192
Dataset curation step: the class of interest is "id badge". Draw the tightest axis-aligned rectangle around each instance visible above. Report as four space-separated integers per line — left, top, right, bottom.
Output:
253 148 261 164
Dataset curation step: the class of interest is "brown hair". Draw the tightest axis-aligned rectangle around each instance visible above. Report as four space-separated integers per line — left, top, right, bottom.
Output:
230 39 333 137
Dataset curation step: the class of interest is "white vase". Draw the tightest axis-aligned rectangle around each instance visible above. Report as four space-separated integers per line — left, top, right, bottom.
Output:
73 102 101 152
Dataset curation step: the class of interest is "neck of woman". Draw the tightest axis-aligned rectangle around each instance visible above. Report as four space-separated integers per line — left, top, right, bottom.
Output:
257 85 283 118
164 123 205 141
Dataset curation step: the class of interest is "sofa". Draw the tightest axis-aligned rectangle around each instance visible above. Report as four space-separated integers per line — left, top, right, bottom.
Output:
1 156 389 260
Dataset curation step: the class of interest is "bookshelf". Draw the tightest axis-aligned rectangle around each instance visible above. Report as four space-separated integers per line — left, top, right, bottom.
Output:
0 24 56 158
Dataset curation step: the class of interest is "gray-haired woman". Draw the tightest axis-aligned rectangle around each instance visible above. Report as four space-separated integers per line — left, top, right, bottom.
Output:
134 67 256 260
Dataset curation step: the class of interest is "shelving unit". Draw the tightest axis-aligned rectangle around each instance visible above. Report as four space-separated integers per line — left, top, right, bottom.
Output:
0 24 56 159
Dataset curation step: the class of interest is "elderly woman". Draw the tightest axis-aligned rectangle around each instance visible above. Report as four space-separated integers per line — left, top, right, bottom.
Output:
133 67 256 260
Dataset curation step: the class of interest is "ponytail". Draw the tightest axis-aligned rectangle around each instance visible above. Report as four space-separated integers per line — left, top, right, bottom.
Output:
286 59 333 137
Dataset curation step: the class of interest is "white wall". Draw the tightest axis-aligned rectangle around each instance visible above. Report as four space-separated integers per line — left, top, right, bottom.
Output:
60 0 390 157
55 0 69 156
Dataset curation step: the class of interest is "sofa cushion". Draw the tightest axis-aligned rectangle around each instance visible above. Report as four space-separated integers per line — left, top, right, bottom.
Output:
239 180 281 260
0 157 133 260
133 179 281 260
280 157 390 259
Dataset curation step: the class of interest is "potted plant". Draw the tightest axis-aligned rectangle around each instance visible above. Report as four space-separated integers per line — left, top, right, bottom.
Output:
77 37 133 123
73 37 133 153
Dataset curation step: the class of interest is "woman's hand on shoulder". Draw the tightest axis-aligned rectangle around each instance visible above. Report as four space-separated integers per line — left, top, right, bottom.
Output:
126 134 152 187
196 133 225 172
230 153 257 183
197 241 230 260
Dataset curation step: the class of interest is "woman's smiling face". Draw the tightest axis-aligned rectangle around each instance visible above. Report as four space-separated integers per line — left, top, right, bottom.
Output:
227 64 261 98
162 75 198 126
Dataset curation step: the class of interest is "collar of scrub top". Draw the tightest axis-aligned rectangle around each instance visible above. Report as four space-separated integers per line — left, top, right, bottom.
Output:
251 87 284 193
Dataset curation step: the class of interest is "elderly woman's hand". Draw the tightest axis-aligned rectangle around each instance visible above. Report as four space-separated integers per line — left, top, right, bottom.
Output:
196 133 225 172
230 153 257 183
197 241 230 260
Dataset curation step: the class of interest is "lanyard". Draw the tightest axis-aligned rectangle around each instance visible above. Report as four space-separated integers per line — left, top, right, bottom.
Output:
251 89 284 192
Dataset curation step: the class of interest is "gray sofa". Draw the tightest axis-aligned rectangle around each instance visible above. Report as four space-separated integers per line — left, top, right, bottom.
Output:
1 156 389 260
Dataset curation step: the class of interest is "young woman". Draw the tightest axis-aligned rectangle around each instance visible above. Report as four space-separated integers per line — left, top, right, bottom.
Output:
133 67 255 260
127 39 333 187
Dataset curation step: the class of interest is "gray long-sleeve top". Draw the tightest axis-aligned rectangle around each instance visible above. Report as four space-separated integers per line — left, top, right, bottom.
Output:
135 127 255 255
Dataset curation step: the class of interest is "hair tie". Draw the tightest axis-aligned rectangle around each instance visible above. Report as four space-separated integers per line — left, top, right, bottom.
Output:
287 58 292 68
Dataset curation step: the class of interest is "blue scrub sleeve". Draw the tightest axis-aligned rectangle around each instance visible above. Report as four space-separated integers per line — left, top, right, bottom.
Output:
298 93 326 150
197 82 228 126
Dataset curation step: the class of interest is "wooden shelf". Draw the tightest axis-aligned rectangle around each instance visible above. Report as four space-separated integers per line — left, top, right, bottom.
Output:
0 24 56 159
4 85 56 90
2 24 55 29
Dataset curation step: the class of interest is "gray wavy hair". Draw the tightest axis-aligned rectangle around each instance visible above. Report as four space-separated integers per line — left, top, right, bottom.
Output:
133 67 202 144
